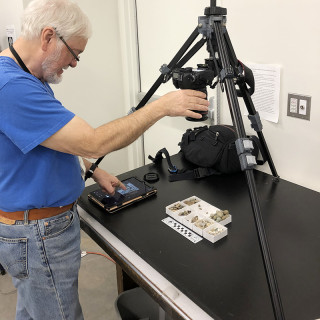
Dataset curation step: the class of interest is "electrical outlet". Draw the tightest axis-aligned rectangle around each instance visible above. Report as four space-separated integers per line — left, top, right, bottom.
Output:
287 93 311 120
298 99 307 115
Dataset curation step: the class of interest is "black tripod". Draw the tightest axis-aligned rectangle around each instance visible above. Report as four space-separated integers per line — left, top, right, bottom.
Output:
93 1 285 319
201 5 285 320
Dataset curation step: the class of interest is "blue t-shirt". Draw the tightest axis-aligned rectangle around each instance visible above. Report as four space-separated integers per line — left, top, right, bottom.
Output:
0 57 84 211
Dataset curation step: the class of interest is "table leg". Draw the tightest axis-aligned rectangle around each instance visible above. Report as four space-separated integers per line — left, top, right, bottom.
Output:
116 264 138 294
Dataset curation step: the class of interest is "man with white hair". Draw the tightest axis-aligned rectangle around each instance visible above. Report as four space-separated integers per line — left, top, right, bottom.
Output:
0 0 209 319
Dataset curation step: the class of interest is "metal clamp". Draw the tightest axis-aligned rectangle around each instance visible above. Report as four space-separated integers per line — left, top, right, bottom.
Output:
159 64 172 83
235 138 257 171
248 112 263 132
198 16 213 38
220 66 234 82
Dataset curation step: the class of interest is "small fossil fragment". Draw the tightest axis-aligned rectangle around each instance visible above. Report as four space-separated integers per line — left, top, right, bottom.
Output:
191 216 199 223
195 219 213 229
210 210 230 222
184 198 200 206
169 203 184 211
208 227 224 236
178 210 191 216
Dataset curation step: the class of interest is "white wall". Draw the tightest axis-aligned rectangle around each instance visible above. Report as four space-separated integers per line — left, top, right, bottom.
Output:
133 0 320 192
53 0 129 179
0 0 23 51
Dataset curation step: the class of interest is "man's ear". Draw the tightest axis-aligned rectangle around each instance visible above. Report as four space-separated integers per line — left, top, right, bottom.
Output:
41 27 55 51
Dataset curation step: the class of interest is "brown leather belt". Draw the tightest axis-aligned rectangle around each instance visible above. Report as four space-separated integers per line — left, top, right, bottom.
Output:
0 203 74 225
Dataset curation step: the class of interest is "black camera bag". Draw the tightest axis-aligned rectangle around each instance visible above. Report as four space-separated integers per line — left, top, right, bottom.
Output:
180 124 249 174
149 125 266 182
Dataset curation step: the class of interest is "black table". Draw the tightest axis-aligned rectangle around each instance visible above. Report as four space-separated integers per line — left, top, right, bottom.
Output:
79 154 320 320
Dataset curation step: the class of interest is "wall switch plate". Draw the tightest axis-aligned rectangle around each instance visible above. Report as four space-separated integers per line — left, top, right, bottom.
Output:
287 93 311 120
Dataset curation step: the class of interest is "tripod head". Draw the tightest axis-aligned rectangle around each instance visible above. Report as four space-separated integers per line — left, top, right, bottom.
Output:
168 1 230 122
168 1 228 122
167 0 254 122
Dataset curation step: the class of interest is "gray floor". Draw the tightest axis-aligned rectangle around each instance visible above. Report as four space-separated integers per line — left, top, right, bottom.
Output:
0 230 119 320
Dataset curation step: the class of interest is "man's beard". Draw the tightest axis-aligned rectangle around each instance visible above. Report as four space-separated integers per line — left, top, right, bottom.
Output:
41 44 64 84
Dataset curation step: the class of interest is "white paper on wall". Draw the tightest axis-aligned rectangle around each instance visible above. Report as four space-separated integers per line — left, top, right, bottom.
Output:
245 63 281 123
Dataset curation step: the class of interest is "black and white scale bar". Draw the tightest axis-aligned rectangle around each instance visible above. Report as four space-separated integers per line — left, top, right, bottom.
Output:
162 217 203 243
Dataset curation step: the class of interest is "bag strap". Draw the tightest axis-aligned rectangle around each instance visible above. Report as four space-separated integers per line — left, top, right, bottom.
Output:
236 62 255 97
250 135 267 165
149 148 220 182
148 148 178 173
169 167 220 182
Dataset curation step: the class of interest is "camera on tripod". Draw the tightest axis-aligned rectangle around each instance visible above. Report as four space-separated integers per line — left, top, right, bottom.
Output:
172 61 216 121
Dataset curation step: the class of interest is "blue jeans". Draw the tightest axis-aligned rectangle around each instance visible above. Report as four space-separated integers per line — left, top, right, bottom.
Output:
0 204 83 320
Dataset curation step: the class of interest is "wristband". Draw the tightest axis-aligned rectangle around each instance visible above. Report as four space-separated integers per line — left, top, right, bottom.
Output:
85 163 98 180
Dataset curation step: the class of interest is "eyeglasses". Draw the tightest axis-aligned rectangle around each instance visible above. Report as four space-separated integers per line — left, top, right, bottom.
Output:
54 29 80 62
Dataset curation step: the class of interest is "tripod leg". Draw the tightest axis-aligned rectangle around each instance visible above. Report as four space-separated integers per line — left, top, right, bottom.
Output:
212 20 285 320
175 38 207 69
238 82 279 179
136 27 200 111
223 30 279 179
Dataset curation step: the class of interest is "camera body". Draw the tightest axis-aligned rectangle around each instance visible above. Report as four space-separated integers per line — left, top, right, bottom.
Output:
172 64 216 121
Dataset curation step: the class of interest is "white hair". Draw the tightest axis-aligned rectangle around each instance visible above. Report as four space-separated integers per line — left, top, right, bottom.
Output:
21 0 92 40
